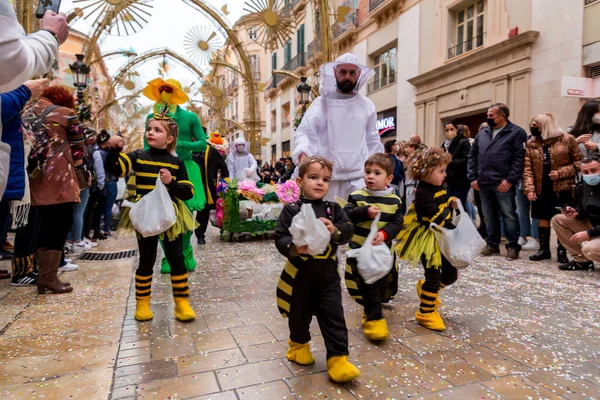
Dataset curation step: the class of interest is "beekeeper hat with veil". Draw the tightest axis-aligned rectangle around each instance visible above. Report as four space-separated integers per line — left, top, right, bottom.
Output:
319 53 375 98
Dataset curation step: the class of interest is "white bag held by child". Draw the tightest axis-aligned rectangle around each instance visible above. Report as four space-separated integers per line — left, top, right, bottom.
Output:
346 212 394 284
289 203 331 255
429 199 486 268
126 177 177 238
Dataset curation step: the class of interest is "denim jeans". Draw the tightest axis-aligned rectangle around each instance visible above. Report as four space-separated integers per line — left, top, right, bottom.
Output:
103 181 118 232
67 188 89 241
447 186 470 208
479 184 521 250
516 188 539 239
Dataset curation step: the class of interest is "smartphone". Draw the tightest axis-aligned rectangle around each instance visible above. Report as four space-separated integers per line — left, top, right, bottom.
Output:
36 0 61 19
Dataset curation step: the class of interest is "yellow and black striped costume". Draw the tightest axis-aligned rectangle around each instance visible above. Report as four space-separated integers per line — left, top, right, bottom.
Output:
274 198 355 359
343 188 403 321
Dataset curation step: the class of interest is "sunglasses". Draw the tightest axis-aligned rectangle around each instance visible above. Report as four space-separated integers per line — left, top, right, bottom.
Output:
158 85 174 94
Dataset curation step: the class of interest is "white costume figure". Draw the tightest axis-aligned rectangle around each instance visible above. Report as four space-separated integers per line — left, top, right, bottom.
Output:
293 53 384 201
226 137 259 182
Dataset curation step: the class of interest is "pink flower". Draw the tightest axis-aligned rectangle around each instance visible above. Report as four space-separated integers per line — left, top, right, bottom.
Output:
238 180 256 192
276 180 300 204
216 198 224 227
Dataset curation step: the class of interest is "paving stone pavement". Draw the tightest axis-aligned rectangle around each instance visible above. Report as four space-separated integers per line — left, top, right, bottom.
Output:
1 228 600 399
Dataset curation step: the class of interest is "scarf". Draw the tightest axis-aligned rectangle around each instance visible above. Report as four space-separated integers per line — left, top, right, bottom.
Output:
11 139 31 229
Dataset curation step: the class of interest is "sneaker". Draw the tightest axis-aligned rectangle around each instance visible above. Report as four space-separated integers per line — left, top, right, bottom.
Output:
518 237 527 246
197 237 206 245
72 240 91 252
58 262 79 272
521 238 540 251
64 242 75 254
65 257 72 263
558 261 594 271
480 246 500 256
11 273 37 286
83 238 98 248
506 248 520 260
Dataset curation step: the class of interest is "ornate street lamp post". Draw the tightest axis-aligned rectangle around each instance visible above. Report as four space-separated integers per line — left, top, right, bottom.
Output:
297 76 311 117
69 54 90 106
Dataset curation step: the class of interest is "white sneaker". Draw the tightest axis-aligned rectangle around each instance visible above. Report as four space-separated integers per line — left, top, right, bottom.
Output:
522 238 540 251
64 243 75 254
72 240 91 253
83 238 98 248
518 237 527 246
65 257 72 263
58 262 79 272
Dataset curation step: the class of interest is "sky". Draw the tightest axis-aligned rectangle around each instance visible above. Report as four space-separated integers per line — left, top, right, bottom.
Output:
60 0 246 105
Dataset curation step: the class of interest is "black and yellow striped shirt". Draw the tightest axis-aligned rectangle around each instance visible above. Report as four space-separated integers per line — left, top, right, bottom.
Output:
104 147 194 201
414 181 455 229
344 188 403 249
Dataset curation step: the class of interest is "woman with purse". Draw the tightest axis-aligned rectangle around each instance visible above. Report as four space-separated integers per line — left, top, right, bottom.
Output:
523 113 582 262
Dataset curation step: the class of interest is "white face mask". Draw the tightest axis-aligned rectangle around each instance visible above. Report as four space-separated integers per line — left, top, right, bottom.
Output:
593 114 600 125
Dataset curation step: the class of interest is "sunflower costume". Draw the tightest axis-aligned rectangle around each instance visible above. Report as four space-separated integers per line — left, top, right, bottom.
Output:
143 78 207 273
395 181 458 332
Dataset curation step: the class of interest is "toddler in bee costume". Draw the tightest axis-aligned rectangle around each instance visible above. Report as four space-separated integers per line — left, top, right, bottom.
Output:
275 156 360 383
395 148 459 331
343 153 403 341
103 105 197 322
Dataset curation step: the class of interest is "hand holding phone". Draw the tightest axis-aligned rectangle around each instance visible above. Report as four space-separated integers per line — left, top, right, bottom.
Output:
40 9 68 44
36 0 61 18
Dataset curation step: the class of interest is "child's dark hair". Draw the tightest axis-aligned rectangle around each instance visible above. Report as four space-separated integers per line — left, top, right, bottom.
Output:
408 148 451 181
365 153 394 176
298 156 333 178
148 118 179 153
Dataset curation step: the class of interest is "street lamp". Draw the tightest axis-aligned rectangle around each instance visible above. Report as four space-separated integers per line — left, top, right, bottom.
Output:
296 76 311 116
69 54 90 106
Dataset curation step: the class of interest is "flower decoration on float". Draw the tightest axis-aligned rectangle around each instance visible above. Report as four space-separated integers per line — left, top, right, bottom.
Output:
238 180 265 203
276 180 300 204
209 130 229 157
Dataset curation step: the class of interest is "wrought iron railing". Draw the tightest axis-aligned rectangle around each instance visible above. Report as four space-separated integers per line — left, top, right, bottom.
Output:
369 0 387 12
268 74 283 90
333 9 358 39
367 73 397 94
282 52 306 71
307 41 321 60
447 34 485 59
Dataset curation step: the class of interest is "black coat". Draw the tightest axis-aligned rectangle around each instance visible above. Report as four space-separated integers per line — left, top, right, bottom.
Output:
442 134 471 188
575 181 600 237
193 144 228 206
467 121 527 186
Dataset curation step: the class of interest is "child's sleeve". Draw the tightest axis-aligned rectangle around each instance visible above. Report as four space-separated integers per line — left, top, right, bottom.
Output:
379 197 404 241
275 205 299 258
331 203 355 245
168 160 194 201
105 148 138 178
343 193 371 223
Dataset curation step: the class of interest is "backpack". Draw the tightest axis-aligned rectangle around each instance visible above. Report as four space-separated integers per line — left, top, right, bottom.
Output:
21 105 60 179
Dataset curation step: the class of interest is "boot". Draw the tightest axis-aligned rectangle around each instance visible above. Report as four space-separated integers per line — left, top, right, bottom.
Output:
363 318 389 341
557 240 569 264
172 273 196 321
286 340 315 365
36 249 73 294
529 227 551 261
135 274 153 321
416 286 445 331
416 279 441 310
326 355 360 382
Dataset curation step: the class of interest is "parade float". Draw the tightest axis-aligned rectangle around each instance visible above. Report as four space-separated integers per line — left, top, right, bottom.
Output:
211 178 300 241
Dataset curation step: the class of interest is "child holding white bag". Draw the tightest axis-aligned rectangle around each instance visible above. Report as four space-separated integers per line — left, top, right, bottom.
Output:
343 153 403 341
395 148 458 332
103 106 197 322
274 156 360 383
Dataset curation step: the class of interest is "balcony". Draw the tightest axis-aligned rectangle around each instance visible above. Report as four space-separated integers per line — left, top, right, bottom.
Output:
367 73 397 94
287 0 307 11
267 74 283 90
282 52 307 72
333 9 358 40
369 0 387 12
447 34 485 59
307 41 321 60
368 0 403 25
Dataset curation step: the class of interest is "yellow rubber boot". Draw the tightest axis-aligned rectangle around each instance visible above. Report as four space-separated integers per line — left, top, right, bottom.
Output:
416 279 442 310
134 299 153 321
174 298 196 322
327 355 360 383
363 318 389 341
415 310 445 331
286 340 315 365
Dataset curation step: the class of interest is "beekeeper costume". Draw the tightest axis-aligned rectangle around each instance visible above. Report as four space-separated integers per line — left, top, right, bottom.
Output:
292 53 384 201
226 137 258 182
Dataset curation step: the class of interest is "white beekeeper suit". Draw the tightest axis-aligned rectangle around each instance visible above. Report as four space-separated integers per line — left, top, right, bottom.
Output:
292 53 384 201
226 137 259 181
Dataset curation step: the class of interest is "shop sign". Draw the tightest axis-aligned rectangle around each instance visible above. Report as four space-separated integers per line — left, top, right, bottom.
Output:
377 116 395 136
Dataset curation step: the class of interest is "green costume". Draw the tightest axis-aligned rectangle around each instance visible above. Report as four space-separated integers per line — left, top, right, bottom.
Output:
145 105 207 273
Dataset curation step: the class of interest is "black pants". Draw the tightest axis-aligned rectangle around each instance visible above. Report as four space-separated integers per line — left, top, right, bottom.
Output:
36 203 74 251
136 234 186 277
420 254 458 293
346 258 388 321
195 204 214 239
288 263 348 359
0 199 11 246
84 189 101 238
474 190 487 237
12 207 42 277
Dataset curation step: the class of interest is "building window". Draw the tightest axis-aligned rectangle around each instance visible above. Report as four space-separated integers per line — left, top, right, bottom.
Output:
271 144 277 163
451 0 485 58
282 140 290 157
297 24 305 53
284 40 292 65
250 54 260 80
248 26 258 40
271 52 277 70
371 47 396 92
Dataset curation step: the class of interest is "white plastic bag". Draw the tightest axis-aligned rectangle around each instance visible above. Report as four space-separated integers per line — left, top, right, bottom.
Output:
289 203 331 255
346 212 394 284
127 177 176 238
429 199 486 268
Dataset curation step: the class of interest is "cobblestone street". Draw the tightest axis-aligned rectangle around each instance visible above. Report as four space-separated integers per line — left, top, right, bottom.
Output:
1 228 600 399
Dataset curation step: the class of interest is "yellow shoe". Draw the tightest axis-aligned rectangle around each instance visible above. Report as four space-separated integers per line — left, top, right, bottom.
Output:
363 318 389 341
327 355 360 383
415 310 445 331
134 299 153 321
286 340 315 365
174 298 196 322
416 279 442 309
